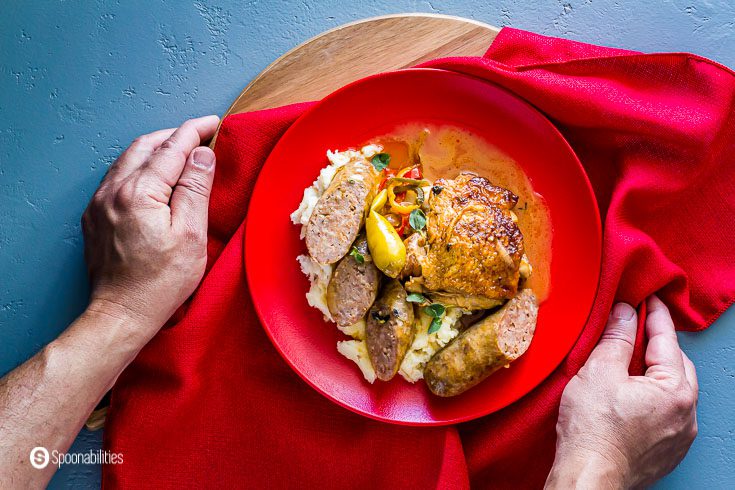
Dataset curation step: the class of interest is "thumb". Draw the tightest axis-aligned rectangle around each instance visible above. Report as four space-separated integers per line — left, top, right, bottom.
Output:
171 146 216 234
586 302 638 371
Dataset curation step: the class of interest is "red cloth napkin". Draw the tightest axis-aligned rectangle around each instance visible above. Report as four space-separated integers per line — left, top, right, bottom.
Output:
103 28 735 489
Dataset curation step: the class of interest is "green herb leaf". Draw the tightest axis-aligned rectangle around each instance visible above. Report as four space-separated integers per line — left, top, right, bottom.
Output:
409 209 427 231
371 153 390 171
428 317 442 334
406 293 428 304
349 246 365 264
423 303 446 318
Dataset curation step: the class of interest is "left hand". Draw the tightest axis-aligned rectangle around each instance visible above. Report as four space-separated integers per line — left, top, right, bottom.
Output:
546 296 698 488
82 115 219 338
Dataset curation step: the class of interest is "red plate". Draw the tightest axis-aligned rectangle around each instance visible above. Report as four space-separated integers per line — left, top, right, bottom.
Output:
245 68 601 425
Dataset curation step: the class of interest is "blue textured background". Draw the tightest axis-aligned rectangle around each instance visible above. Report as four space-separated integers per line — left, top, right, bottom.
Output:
1 1 733 488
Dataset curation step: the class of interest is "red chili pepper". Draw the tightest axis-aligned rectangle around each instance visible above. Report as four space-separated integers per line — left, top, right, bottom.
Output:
379 168 397 190
405 166 422 179
396 214 410 237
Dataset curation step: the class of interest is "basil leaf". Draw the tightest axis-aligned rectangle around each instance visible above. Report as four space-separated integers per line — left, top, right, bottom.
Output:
428 317 442 334
371 153 390 171
409 209 426 231
406 293 428 304
423 303 445 318
349 246 365 264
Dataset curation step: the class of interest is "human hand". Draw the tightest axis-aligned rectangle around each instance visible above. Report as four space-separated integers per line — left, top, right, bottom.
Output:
545 296 698 489
82 115 219 339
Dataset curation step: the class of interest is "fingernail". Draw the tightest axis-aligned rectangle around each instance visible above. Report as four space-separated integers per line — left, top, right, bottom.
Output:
192 147 215 170
612 302 635 321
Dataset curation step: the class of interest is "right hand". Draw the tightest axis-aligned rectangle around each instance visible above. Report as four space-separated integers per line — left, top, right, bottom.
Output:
82 115 219 339
546 296 698 489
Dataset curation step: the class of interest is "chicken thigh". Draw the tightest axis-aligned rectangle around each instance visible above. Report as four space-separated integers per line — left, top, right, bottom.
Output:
406 172 529 309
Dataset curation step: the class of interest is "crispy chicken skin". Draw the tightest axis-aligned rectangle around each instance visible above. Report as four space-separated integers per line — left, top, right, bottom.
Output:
406 172 525 308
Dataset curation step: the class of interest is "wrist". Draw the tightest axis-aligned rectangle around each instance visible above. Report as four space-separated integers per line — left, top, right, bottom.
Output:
85 297 163 348
546 445 629 489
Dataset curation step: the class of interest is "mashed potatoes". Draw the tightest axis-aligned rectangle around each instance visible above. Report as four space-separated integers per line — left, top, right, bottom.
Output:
399 307 464 383
337 317 366 340
336 339 376 383
336 319 373 383
295 255 333 321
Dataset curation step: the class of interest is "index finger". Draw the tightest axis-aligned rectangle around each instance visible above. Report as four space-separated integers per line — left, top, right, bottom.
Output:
644 295 685 374
138 115 219 187
104 127 177 182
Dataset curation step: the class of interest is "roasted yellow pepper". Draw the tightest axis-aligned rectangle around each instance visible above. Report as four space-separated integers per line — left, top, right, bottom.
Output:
387 166 428 215
366 189 406 278
370 188 388 213
388 186 420 215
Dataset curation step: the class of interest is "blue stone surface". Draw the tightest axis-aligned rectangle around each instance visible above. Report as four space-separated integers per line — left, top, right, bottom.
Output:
0 1 732 488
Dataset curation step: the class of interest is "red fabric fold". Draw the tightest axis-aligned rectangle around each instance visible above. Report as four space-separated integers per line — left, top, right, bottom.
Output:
104 28 735 489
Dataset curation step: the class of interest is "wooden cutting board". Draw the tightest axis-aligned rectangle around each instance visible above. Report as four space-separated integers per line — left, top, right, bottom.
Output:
88 13 499 431
210 13 499 145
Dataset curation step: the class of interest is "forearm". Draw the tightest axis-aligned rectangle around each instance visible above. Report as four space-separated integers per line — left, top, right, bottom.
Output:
0 301 154 487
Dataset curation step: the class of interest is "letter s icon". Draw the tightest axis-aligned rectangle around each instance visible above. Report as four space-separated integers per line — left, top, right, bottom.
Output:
30 447 50 469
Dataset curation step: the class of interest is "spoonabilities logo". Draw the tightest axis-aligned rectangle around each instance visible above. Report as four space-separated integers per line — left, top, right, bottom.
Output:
30 447 50 469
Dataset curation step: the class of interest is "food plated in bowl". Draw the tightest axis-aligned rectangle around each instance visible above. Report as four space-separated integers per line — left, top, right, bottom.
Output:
291 125 550 396
245 68 601 424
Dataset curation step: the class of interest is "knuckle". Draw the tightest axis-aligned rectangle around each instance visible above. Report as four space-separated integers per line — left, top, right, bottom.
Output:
158 138 177 151
90 192 103 208
157 138 185 159
180 119 197 132
599 328 635 348
90 188 108 209
178 175 210 199
672 390 695 412
131 134 151 150
113 181 139 209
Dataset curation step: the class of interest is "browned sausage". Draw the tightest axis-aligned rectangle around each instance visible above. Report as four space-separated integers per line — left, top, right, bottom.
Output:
424 289 538 397
305 161 378 264
366 280 415 381
327 236 381 327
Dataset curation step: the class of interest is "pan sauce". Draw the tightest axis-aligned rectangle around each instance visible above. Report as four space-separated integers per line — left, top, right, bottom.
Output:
376 124 552 301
